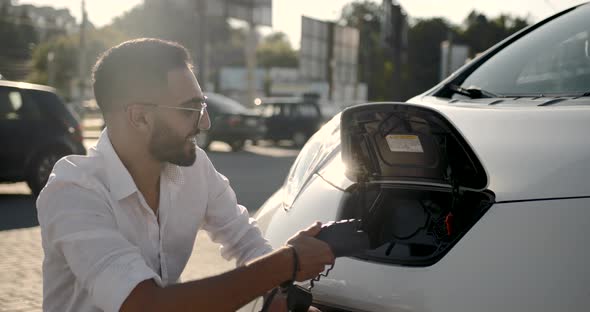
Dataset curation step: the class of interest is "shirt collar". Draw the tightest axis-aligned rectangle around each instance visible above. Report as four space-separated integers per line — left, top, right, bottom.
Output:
95 129 187 201
96 130 139 201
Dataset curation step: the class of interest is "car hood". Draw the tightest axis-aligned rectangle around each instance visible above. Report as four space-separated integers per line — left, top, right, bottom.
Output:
399 96 590 201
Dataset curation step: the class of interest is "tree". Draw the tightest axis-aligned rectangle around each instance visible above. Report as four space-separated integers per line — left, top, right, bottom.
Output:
460 10 530 56
112 3 197 47
28 27 128 99
256 32 298 68
339 0 386 100
111 2 238 83
0 4 39 80
338 1 530 101
405 18 455 97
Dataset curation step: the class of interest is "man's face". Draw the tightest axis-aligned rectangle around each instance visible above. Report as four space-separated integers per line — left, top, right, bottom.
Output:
148 67 204 167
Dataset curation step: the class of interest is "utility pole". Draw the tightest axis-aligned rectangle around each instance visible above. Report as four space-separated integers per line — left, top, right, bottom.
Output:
196 0 209 89
327 22 334 101
445 31 454 79
245 0 258 107
245 21 257 107
47 51 56 87
78 0 87 101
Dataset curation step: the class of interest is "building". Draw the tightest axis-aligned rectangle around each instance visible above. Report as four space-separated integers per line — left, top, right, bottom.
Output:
9 4 78 41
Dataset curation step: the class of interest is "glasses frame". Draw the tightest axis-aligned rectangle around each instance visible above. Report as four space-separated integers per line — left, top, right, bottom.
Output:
132 96 210 130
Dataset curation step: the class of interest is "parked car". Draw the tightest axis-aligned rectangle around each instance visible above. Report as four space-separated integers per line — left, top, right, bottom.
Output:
255 96 324 147
241 3 590 312
0 81 86 195
195 92 266 151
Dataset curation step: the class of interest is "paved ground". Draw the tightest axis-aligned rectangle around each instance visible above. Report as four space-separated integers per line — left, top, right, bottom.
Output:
0 224 237 312
0 227 43 312
0 122 298 311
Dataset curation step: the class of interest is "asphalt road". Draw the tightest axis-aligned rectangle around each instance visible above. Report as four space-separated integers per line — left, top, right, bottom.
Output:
0 140 299 231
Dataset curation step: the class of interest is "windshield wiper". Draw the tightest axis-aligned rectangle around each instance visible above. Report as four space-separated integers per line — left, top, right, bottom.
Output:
448 84 500 99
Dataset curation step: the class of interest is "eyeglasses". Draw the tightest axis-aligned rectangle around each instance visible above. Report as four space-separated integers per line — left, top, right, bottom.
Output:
132 96 210 130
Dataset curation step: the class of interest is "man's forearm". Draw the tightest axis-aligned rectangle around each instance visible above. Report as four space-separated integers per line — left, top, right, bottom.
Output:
122 246 294 312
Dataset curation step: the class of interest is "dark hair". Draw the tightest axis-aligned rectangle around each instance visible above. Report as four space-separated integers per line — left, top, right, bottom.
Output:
92 38 193 114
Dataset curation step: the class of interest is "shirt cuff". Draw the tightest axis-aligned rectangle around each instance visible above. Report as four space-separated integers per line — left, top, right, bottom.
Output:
92 253 161 312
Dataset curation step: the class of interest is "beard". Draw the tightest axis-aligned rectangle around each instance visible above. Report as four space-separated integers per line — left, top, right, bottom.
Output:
148 116 197 167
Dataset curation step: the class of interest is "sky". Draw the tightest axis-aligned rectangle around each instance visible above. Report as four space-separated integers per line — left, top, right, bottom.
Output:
16 0 587 48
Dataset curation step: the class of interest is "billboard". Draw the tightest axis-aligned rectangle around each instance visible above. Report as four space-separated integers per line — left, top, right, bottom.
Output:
299 16 359 85
332 24 359 84
299 16 330 81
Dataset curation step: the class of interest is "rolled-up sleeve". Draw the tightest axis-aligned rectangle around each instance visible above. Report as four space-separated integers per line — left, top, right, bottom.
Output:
38 182 160 312
199 152 273 266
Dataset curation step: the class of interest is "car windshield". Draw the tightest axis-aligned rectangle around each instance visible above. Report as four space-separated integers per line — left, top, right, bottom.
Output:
204 93 248 114
459 4 590 97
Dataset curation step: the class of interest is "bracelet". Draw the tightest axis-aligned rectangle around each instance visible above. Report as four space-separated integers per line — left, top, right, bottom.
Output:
262 246 300 312
281 245 299 290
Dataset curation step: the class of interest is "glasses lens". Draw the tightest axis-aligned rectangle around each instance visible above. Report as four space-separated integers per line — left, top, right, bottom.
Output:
197 106 210 130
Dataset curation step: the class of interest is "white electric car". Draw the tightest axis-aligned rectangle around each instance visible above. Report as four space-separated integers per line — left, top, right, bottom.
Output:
242 2 590 312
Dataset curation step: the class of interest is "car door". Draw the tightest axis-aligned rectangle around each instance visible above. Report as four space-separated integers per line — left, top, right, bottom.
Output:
263 103 289 140
0 87 44 178
292 103 322 135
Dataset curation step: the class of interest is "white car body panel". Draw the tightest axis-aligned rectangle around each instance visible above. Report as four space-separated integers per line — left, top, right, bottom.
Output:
251 174 590 312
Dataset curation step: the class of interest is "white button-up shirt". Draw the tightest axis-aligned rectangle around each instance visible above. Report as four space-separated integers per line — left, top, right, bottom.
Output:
36 131 273 312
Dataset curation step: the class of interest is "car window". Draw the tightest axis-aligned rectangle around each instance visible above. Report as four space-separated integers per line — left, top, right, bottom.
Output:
204 93 248 114
293 104 319 118
29 89 79 124
460 5 590 96
279 104 291 116
0 88 42 121
283 113 341 208
260 104 275 117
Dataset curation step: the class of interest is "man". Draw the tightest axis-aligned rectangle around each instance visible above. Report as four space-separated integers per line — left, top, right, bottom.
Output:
36 38 334 312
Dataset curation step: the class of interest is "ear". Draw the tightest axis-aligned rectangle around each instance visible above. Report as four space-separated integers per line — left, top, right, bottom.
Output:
126 104 154 133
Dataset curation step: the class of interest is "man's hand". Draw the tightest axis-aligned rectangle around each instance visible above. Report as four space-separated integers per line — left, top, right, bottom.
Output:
286 222 335 282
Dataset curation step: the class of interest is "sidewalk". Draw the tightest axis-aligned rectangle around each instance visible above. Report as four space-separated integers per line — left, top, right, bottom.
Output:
0 228 43 312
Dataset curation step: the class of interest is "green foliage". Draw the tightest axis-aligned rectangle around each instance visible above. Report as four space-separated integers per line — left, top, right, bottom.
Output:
112 3 199 48
339 1 531 101
339 0 384 100
405 18 455 97
0 4 39 79
27 27 129 99
461 11 530 56
111 2 241 80
256 32 298 68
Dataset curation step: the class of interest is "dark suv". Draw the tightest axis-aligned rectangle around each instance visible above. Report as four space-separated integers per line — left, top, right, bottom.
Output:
256 96 324 147
0 81 86 195
196 93 266 151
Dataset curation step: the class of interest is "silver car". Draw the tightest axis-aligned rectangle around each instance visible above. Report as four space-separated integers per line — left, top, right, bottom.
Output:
242 3 590 312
